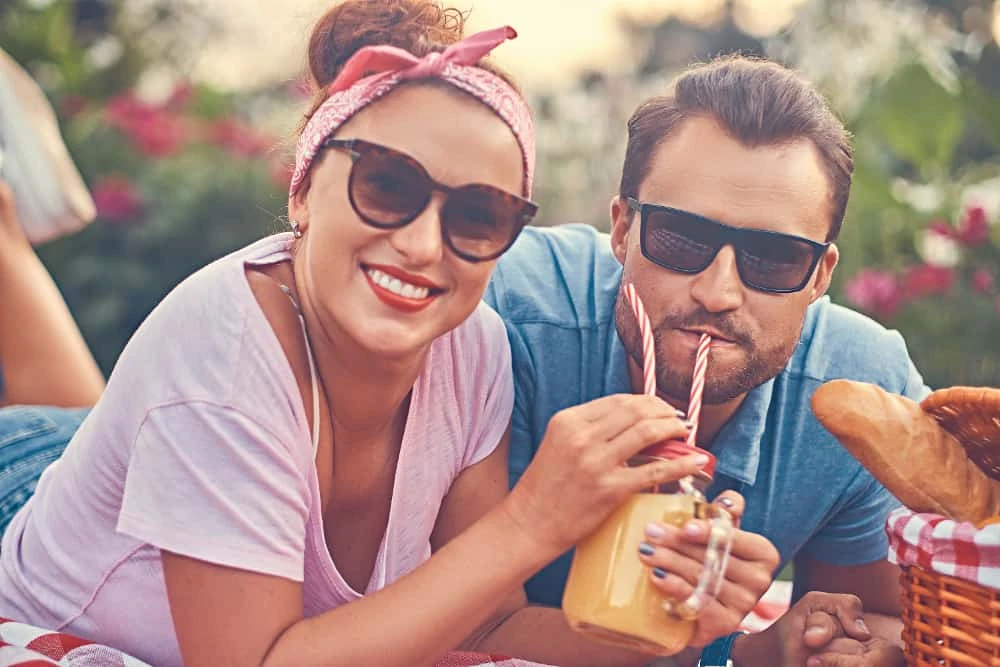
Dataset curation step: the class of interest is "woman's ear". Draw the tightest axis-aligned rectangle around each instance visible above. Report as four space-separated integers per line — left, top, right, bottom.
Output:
287 177 311 231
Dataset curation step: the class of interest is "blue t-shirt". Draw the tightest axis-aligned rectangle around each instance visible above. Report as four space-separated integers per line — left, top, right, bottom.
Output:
483 224 931 607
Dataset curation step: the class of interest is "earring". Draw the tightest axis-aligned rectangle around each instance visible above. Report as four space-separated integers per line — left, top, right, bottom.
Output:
290 220 303 239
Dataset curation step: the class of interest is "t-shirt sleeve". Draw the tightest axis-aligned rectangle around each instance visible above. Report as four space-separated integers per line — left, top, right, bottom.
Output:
461 307 515 469
801 467 902 566
117 401 311 581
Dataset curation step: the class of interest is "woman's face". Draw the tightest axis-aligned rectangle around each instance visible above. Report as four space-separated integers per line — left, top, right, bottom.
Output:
289 84 525 361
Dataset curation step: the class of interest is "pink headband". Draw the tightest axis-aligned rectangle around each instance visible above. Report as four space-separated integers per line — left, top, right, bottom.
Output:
290 26 535 198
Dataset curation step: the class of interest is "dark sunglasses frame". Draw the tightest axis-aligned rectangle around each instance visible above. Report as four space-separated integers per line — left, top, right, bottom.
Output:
322 137 537 263
628 197 830 294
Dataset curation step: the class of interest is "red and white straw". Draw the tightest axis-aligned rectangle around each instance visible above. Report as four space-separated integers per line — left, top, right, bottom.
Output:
623 283 656 397
685 334 712 448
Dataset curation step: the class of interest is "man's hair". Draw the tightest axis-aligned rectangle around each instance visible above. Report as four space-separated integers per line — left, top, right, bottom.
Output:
619 55 853 241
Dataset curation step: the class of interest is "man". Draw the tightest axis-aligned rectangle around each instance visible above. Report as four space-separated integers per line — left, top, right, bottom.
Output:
484 55 925 666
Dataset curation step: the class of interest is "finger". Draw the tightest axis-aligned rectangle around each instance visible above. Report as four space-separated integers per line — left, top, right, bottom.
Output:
825 595 869 641
640 543 766 618
647 521 779 574
804 611 844 648
805 640 868 667
603 418 693 463
711 490 744 525
611 453 709 493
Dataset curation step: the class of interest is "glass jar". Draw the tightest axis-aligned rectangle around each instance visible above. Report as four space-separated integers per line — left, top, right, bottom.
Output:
562 441 733 656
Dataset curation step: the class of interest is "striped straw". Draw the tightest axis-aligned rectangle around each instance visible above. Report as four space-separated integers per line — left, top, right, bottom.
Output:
685 334 712 448
623 283 656 396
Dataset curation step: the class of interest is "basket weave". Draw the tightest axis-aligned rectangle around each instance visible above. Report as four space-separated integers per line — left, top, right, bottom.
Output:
897 386 1000 666
901 566 1000 666
921 386 1000 482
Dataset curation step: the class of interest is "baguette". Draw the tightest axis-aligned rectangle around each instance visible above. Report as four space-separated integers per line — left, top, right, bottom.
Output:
811 379 1000 525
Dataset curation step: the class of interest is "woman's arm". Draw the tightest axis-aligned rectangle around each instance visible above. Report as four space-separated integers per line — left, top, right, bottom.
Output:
0 181 104 407
162 394 704 667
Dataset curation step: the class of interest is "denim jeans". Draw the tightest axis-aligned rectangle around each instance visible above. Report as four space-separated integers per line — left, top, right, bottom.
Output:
0 405 88 536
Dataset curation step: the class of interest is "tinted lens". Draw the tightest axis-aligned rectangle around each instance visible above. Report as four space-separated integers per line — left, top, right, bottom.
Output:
350 148 431 226
441 185 530 260
643 208 721 272
737 234 820 291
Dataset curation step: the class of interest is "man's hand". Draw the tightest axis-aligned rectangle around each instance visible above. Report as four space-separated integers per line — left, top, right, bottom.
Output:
731 591 903 666
638 491 780 647
802 636 904 667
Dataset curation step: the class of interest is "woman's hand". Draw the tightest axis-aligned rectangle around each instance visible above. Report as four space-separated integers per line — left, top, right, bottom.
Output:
638 490 780 647
501 393 708 558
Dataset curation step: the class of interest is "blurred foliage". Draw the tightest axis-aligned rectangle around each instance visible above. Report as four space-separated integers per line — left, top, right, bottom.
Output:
2 0 998 387
1 0 289 373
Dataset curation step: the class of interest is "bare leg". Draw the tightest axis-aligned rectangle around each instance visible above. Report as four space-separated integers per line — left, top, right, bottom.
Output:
0 181 104 407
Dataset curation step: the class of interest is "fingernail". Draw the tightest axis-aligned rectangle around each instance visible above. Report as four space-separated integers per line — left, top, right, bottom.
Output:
806 658 821 667
694 454 710 466
652 567 667 579
645 522 666 540
638 542 655 556
856 618 870 634
804 626 825 641
675 408 687 418
719 496 735 508
684 521 702 537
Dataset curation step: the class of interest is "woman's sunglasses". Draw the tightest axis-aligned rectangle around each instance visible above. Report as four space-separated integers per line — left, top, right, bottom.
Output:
628 198 830 294
321 138 538 263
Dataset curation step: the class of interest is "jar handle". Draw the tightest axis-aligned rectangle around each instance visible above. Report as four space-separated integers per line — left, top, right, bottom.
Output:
661 503 734 620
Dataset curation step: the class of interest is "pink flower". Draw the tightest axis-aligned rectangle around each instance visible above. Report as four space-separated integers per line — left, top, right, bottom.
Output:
957 204 989 246
207 118 274 158
165 81 195 112
927 219 955 238
92 175 143 222
903 264 955 298
104 92 188 157
845 269 903 319
972 268 995 294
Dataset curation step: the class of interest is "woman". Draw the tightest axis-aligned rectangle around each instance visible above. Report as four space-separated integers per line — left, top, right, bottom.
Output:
0 2 777 666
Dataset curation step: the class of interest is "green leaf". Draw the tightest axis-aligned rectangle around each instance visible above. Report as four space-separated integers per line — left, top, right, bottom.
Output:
867 63 964 173
961 76 1000 152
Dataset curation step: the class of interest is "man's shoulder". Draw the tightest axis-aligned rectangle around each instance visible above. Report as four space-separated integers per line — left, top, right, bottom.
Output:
793 297 923 394
485 224 622 328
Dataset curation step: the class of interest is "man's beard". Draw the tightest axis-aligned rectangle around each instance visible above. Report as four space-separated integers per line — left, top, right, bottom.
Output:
615 294 799 405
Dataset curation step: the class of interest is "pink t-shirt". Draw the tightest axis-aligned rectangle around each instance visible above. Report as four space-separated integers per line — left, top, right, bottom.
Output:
0 234 514 666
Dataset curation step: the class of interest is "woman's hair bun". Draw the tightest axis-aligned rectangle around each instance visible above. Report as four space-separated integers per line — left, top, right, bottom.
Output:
307 0 466 90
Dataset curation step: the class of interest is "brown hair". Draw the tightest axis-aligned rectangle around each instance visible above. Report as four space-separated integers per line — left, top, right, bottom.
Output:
619 55 853 241
300 0 519 133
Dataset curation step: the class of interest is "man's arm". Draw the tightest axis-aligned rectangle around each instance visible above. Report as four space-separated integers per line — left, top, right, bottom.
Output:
793 554 902 644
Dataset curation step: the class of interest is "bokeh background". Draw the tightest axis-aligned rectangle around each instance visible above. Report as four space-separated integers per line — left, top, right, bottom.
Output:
2 0 998 388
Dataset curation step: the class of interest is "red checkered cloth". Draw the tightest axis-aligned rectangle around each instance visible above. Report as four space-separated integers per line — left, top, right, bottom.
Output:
0 618 151 666
886 506 1000 590
0 619 552 667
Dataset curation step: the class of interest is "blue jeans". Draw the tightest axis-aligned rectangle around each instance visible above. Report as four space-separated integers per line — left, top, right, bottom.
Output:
0 406 88 536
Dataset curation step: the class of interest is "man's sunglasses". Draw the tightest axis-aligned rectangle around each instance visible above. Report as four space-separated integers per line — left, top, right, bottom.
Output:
322 138 538 262
628 198 830 294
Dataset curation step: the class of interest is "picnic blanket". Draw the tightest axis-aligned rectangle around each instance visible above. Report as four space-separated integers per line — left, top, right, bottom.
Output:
0 583 791 665
0 618 553 667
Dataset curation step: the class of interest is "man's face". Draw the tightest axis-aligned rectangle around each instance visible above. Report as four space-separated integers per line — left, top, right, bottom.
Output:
610 115 840 406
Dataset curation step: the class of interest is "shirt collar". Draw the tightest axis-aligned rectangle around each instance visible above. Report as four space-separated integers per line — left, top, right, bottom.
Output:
609 325 772 487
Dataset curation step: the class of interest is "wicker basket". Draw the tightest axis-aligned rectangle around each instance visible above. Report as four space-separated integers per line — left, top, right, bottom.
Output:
895 386 1000 666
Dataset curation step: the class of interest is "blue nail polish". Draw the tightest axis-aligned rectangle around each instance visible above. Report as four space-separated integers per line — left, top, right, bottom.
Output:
652 567 667 579
638 542 655 556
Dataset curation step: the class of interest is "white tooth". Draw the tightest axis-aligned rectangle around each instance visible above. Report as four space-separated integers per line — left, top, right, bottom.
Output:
366 267 432 299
